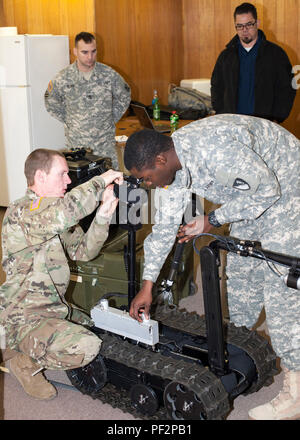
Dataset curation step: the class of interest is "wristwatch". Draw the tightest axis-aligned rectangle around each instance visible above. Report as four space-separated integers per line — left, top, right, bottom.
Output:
208 211 222 228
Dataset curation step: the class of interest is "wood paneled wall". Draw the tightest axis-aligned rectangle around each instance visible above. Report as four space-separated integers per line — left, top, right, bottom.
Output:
0 0 299 137
96 0 299 136
95 0 184 106
0 0 96 59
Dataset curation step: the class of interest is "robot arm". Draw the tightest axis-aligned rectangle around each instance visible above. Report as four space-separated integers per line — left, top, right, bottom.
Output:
194 234 300 291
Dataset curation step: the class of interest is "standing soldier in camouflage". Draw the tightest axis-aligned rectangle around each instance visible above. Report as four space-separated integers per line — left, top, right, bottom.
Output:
44 32 131 169
0 148 123 400
124 114 300 420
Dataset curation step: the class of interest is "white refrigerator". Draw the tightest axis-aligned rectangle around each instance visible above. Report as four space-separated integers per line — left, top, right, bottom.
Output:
0 34 69 206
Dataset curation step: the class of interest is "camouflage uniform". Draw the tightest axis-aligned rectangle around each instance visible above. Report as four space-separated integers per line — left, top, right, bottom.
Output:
44 61 131 169
0 176 110 370
143 114 300 370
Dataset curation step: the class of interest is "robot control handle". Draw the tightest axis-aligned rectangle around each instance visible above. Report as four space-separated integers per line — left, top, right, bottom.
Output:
170 241 185 274
166 216 189 282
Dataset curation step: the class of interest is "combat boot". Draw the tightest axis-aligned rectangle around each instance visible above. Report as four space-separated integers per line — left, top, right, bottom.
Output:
9 353 57 400
248 367 300 420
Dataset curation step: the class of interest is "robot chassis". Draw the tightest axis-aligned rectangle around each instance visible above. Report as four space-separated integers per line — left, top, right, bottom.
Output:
66 178 300 420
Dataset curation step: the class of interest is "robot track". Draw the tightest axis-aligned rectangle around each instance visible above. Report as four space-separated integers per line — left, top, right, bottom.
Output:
67 304 278 420
153 304 279 394
68 330 230 420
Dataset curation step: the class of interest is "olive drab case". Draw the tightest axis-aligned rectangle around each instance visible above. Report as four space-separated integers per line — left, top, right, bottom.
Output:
65 224 195 312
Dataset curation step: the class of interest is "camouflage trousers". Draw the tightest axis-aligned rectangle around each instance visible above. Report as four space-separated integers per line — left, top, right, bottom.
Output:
66 135 120 170
227 194 300 371
88 140 119 170
4 308 101 370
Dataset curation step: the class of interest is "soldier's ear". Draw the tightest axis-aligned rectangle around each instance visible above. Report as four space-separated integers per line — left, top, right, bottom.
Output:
35 169 47 184
155 154 167 167
73 46 78 58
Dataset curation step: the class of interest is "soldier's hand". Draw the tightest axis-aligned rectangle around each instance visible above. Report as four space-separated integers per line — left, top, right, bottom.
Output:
101 169 123 186
97 185 118 220
129 281 153 322
178 215 212 243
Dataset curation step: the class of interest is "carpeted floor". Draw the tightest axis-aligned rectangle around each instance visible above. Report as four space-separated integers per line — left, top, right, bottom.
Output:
0 327 283 422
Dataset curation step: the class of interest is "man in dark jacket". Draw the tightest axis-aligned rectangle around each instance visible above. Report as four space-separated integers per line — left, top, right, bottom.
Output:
211 2 296 123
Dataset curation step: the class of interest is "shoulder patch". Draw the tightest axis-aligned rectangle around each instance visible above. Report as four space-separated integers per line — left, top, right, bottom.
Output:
216 169 260 195
30 197 43 211
232 178 251 191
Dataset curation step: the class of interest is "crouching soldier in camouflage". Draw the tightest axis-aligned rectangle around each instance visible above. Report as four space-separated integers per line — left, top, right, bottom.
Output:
124 114 300 420
0 149 123 400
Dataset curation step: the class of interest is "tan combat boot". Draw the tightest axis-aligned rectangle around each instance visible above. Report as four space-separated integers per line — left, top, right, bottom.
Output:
9 353 57 400
248 367 300 420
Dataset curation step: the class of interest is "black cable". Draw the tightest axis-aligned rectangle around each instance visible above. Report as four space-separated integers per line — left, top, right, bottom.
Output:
192 233 234 255
249 248 284 278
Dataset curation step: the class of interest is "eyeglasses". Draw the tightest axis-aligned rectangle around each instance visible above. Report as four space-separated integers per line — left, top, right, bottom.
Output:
235 21 257 31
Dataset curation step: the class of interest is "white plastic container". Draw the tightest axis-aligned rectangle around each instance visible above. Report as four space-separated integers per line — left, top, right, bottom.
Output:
180 78 211 96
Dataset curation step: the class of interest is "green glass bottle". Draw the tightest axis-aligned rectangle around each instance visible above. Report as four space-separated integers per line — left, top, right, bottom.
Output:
152 89 160 121
170 110 179 133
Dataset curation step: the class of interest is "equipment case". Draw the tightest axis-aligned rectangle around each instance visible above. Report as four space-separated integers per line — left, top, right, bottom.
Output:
63 149 111 190
65 224 195 312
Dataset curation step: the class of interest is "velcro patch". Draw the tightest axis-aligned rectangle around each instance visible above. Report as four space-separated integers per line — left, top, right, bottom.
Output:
47 80 53 94
30 197 43 211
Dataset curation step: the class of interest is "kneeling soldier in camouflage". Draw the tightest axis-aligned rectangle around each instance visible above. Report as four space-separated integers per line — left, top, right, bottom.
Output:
0 149 122 400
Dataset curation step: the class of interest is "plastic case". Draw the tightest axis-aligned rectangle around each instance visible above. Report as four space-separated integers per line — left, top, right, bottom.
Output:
63 149 112 189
